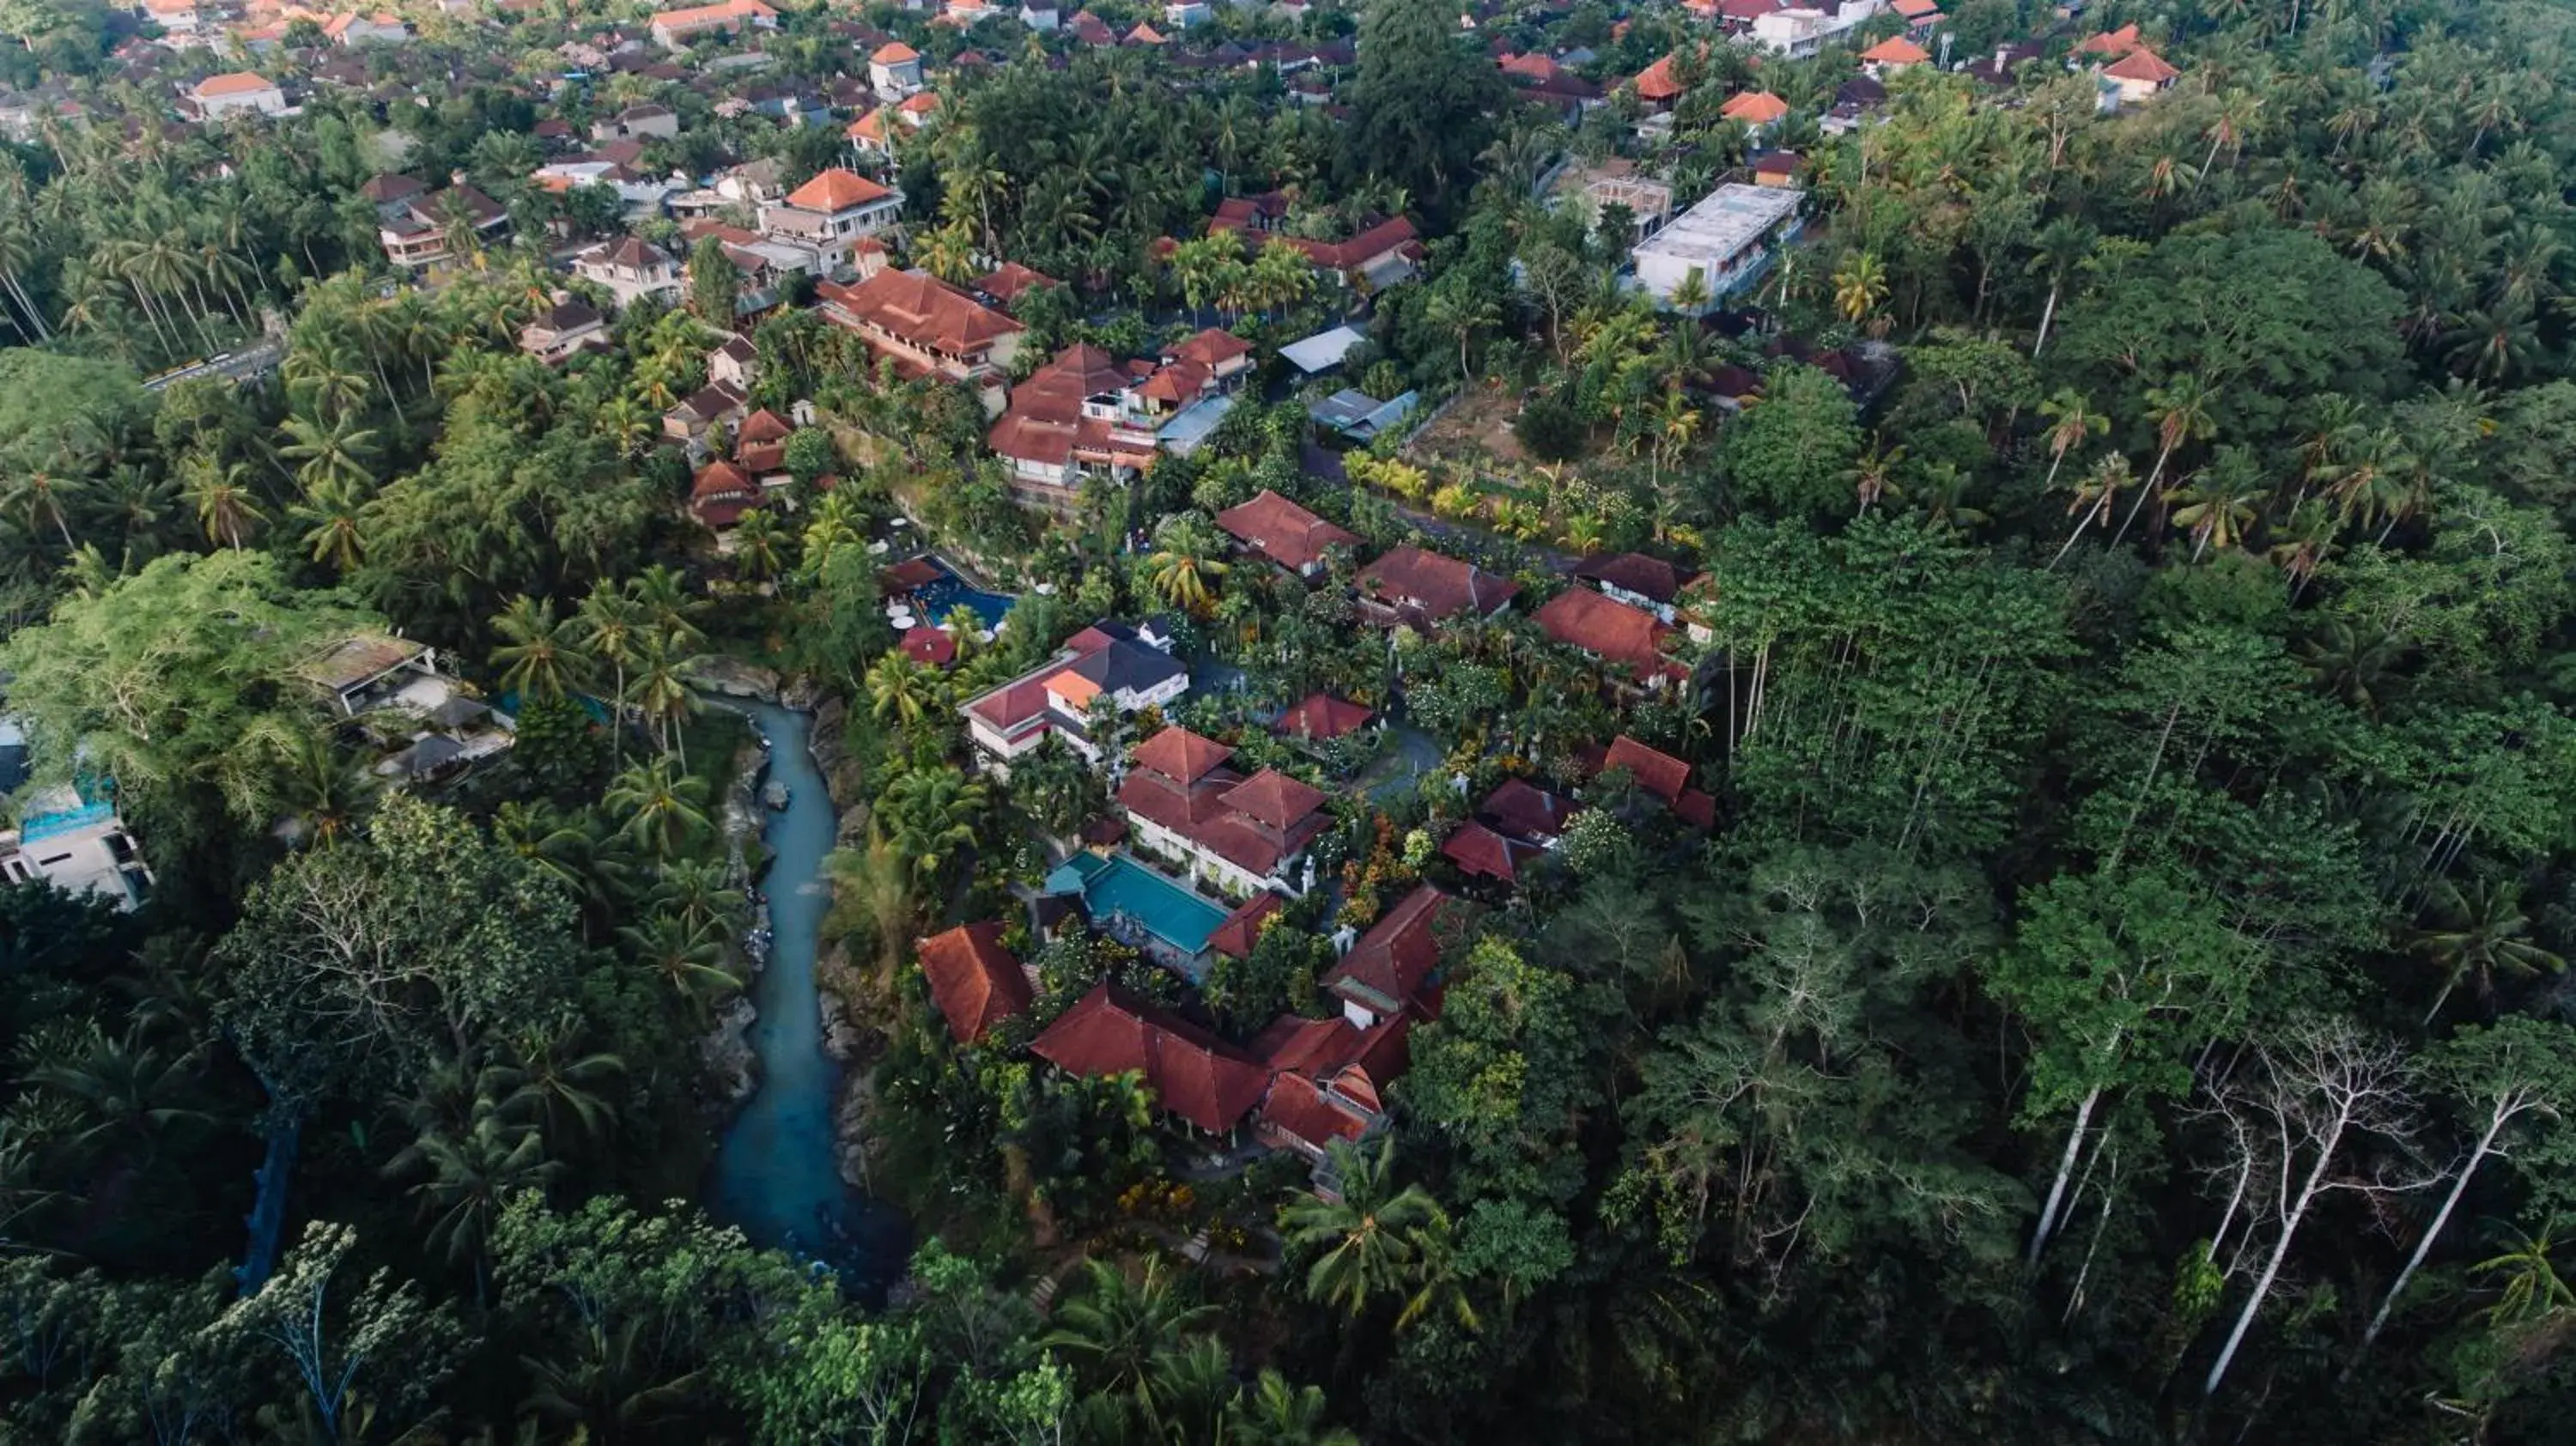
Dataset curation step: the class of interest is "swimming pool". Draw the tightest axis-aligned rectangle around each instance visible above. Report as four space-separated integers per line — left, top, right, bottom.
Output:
909 558 1014 632
1045 852 1230 971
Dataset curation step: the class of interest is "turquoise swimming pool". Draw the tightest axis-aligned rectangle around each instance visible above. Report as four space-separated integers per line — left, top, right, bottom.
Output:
1045 852 1230 970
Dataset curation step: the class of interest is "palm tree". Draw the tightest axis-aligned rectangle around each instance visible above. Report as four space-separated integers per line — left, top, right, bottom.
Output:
826 830 920 982
620 914 742 1024
729 507 787 586
1850 438 1905 516
652 858 745 941
2049 454 2131 570
2024 217 2095 356
1423 284 1500 380
576 584 647 762
179 453 266 550
1831 251 1887 327
629 629 699 762
605 757 712 860
878 765 987 884
278 729 374 847
2168 476 2263 561
490 594 592 702
18 1020 214 1165
1041 1257 1219 1407
1224 1370 1361 1446
522 1315 705 1440
2035 389 2106 494
2409 876 2563 1024
489 1026 626 1157
2110 374 2215 547
0 467 83 552
280 409 380 495
1146 516 1230 617
866 652 938 729
383 1094 564 1274
630 565 706 651
291 476 369 573
1279 1136 1475 1331
2475 1224 2576 1327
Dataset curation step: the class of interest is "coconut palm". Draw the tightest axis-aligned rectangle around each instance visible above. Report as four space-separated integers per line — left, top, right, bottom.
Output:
2035 389 2106 493
2409 875 2563 1024
491 594 594 702
1280 1136 1477 1332
277 729 374 848
2168 473 2264 561
1831 250 1888 326
2475 1224 2576 1327
1224 1370 1361 1446
1041 1257 1219 1407
605 757 712 860
619 914 742 1024
279 409 380 495
576 584 647 762
651 858 745 942
179 453 267 550
291 476 369 573
489 1026 626 1157
2109 374 2215 547
866 651 939 729
629 629 700 762
0 467 83 552
1146 515 1230 617
17 1020 214 1165
878 765 988 884
2048 454 2130 570
729 507 787 586
384 1094 565 1274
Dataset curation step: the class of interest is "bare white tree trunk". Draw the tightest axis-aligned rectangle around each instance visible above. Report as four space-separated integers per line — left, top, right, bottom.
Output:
2029 1085 2101 1264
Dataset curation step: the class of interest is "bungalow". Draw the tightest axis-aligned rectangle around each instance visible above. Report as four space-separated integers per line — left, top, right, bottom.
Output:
2099 46 2180 108
1067 9 1116 43
1020 0 1060 28
1859 34 1929 73
985 343 1167 501
689 459 762 531
1215 489 1359 579
322 11 411 45
974 261 1060 310
518 298 609 363
359 173 428 220
189 71 287 119
1250 993 1412 1164
709 333 761 390
649 0 777 49
1353 544 1519 634
1535 586 1689 693
1631 52 1686 109
1573 551 1702 622
592 103 680 141
143 0 205 44
1117 727 1331 897
1601 734 1716 829
1208 205 1423 289
1032 981 1270 1136
1319 884 1453 1030
960 619 1188 769
1163 326 1256 389
662 379 749 444
1273 693 1375 745
868 40 924 96
1891 0 1942 31
1718 88 1789 131
815 269 1024 413
915 921 1034 1043
572 235 684 310
757 167 902 272
1443 775 1583 886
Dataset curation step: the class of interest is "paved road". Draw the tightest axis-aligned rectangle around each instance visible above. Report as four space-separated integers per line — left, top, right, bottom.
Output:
143 337 285 392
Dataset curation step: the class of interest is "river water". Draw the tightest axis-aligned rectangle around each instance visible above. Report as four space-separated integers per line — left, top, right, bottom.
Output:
706 701 909 1299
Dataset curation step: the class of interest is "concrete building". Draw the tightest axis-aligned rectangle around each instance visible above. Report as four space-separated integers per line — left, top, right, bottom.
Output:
189 71 288 120
1629 183 1803 312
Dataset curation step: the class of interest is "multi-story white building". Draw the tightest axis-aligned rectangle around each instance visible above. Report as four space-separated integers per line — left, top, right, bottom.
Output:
1629 183 1803 312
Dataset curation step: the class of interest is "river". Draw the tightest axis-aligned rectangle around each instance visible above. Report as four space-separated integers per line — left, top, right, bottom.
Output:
706 700 909 1299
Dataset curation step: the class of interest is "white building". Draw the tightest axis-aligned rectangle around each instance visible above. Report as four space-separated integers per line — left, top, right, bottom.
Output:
0 788 151 909
1750 0 1880 56
1630 183 1804 312
573 235 685 309
867 42 924 98
756 167 902 273
189 72 288 120
961 620 1188 770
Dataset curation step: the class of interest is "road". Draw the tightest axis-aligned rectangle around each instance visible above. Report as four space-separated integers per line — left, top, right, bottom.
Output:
143 337 285 392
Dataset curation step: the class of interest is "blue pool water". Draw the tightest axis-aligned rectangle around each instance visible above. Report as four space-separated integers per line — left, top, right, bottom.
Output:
1045 853 1230 968
908 559 1015 631
707 701 910 1301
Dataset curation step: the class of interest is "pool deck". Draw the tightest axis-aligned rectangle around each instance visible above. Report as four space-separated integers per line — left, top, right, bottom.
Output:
1044 851 1232 979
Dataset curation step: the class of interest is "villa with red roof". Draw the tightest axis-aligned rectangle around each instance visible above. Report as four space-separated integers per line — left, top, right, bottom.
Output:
1443 777 1583 890
189 71 287 119
815 269 1024 413
986 344 1171 501
868 40 924 96
1859 35 1930 72
758 167 903 272
916 922 1034 1043
1273 693 1374 745
1215 489 1359 580
1118 728 1331 897
1632 52 1686 107
961 619 1188 770
1353 545 1520 634
649 0 776 49
1719 89 1789 129
1032 981 1270 1135
2099 46 2181 107
1602 735 1716 829
1539 586 1689 694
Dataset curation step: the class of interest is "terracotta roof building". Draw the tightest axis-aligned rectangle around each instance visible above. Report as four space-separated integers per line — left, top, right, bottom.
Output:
1032 981 1269 1133
816 269 1023 410
1603 735 1716 829
1353 545 1519 633
1540 586 1686 691
1573 550 1702 620
1859 35 1930 69
1118 728 1331 896
1273 693 1374 744
1216 489 1360 578
916 921 1032 1042
985 343 1166 499
1719 89 1789 125
650 0 776 49
1208 890 1284 961
1321 884 1455 1029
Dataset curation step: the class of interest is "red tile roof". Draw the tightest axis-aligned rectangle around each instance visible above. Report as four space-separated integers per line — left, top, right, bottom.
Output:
1216 489 1360 573
1721 89 1789 124
1604 735 1716 829
2076 22 2141 56
1220 769 1327 832
1355 545 1518 627
1860 36 1929 64
785 167 892 213
1257 1071 1370 1152
1030 981 1268 1133
1131 725 1234 786
195 71 276 96
974 261 1059 305
901 625 957 667
916 921 1030 1042
1442 821 1540 884
2103 47 2179 83
1479 777 1578 841
737 407 792 445
1535 586 1678 683
1273 692 1373 743
817 269 1023 356
1170 327 1253 369
1321 884 1452 1017
1208 890 1284 960
1574 551 1698 604
871 39 918 62
1634 53 1684 101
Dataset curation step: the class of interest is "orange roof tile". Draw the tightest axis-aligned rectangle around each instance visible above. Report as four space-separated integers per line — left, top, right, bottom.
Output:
785 167 891 212
1720 89 1789 124
916 921 1030 1042
194 71 276 96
